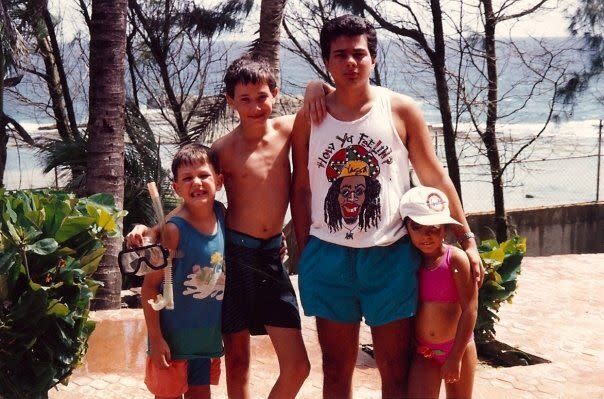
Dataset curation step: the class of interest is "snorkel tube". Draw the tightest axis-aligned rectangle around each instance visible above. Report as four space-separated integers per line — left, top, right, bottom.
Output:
147 182 175 311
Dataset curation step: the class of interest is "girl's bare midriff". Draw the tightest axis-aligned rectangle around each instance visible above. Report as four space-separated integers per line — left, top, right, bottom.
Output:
415 301 461 343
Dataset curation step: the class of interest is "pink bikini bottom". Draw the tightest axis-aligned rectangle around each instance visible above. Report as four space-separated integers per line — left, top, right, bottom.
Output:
416 334 474 365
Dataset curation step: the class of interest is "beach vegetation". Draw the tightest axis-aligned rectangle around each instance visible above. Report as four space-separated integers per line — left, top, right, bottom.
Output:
474 235 525 343
0 0 32 188
557 0 603 105
473 234 549 366
126 0 254 144
0 189 123 398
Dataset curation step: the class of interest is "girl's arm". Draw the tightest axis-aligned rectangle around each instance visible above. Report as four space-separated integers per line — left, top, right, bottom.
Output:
441 247 478 383
140 222 180 368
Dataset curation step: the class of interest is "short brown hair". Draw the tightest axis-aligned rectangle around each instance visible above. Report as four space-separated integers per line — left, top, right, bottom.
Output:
223 53 277 98
320 15 378 60
171 143 219 180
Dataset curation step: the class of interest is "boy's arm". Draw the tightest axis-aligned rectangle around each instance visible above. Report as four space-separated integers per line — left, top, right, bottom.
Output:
142 270 170 368
125 206 184 247
441 248 478 383
393 93 483 285
301 80 334 125
141 222 180 369
290 111 312 255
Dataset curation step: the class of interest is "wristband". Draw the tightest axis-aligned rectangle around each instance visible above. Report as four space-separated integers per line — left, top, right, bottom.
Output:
457 231 476 245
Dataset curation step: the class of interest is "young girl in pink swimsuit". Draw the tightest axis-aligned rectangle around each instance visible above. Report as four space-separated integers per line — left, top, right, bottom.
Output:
400 186 478 399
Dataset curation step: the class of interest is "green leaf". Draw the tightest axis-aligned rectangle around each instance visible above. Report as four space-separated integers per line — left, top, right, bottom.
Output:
24 209 45 228
47 302 69 318
10 284 48 323
480 246 505 264
86 193 116 208
96 208 117 232
23 226 42 243
85 203 99 219
43 200 71 236
79 247 106 275
478 239 499 252
26 238 59 255
0 249 17 274
55 216 95 243
4 199 18 223
4 219 22 243
486 280 505 290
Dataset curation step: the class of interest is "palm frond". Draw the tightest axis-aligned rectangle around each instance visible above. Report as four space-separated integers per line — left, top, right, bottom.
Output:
0 0 27 71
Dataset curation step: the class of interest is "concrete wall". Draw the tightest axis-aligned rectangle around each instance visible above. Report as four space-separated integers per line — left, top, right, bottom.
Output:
466 202 604 257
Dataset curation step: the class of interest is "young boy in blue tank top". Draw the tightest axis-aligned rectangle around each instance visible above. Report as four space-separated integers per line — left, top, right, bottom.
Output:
128 57 324 399
140 143 224 399
291 15 484 398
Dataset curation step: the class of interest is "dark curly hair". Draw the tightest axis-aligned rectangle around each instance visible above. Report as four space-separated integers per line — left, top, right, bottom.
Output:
320 14 378 60
223 53 277 98
324 176 381 233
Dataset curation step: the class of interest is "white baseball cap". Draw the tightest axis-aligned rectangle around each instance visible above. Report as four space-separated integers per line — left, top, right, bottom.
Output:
399 186 462 226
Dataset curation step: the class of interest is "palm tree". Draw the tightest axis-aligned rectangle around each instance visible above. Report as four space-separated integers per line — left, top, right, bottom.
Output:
0 0 28 187
86 0 128 310
252 0 287 85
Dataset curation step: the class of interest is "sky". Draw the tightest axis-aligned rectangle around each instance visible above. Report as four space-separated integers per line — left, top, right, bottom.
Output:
49 0 576 42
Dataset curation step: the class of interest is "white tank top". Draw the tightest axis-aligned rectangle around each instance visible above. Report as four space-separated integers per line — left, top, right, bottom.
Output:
308 86 410 248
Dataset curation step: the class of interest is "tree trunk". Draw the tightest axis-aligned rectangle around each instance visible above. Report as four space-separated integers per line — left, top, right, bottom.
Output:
433 64 463 199
126 19 140 108
86 0 127 310
430 0 463 200
482 0 508 242
43 7 80 139
26 0 74 143
0 51 7 187
253 0 287 85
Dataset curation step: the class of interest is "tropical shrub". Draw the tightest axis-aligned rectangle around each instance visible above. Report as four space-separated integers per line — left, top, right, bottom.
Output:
0 189 124 398
475 235 527 343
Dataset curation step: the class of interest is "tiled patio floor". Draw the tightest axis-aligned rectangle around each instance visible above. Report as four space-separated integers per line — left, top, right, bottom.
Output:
49 254 604 398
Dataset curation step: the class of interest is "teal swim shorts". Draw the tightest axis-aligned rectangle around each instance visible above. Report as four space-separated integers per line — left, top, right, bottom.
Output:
298 235 420 326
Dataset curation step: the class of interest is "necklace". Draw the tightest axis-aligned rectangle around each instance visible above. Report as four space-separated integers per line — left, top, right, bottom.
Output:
343 223 359 239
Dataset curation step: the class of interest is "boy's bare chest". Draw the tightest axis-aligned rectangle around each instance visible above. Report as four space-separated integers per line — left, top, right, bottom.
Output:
223 145 289 183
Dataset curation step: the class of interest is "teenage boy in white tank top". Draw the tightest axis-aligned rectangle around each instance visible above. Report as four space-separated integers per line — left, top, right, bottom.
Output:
291 15 484 398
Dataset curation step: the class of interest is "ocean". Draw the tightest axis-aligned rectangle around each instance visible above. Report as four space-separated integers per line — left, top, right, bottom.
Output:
4 38 603 212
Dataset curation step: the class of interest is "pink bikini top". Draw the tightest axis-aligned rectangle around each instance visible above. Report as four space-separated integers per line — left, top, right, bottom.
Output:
418 245 459 303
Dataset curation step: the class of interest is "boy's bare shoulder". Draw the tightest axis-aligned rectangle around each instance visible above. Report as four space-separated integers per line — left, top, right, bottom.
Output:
388 89 422 117
162 221 180 251
271 114 296 136
211 129 237 152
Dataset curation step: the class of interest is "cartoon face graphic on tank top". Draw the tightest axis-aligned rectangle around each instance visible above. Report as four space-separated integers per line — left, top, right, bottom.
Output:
322 143 385 239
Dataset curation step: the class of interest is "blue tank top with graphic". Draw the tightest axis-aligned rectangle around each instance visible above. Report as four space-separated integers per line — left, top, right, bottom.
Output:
159 201 225 359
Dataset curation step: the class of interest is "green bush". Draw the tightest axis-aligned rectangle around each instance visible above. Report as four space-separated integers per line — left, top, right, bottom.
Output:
474 235 526 343
0 189 124 398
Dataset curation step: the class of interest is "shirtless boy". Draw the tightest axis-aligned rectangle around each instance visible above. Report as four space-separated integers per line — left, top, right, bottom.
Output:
290 15 483 398
129 54 310 399
213 54 309 399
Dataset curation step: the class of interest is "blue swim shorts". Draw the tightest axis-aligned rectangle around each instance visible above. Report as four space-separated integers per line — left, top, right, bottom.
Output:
298 235 420 326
